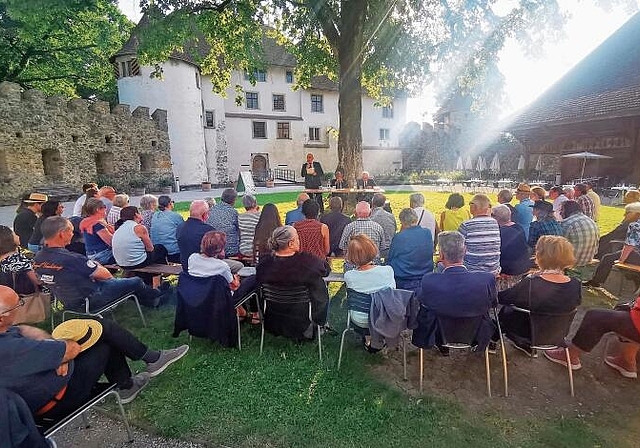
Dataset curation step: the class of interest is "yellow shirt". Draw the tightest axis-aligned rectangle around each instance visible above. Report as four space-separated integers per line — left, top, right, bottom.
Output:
440 208 471 231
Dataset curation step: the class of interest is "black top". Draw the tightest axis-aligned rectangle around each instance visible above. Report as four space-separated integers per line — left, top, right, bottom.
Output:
13 208 37 248
330 178 349 189
176 218 214 271
498 224 532 275
356 178 377 189
498 275 582 313
301 161 324 189
320 211 351 256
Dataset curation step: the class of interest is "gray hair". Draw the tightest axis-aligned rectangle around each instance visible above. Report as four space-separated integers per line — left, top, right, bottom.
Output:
41 216 71 241
497 189 512 204
371 193 386 208
221 188 237 205
409 193 425 208
491 204 511 224
242 194 257 209
439 231 466 263
399 208 418 226
139 194 158 211
203 196 216 208
113 194 129 208
268 225 297 251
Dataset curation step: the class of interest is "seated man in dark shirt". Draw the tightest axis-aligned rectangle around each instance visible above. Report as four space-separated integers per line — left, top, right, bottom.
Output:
34 217 161 312
0 285 188 418
356 171 377 202
320 196 351 256
412 231 497 352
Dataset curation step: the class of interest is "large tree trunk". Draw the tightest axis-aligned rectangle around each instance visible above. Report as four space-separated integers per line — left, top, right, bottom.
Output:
336 0 366 187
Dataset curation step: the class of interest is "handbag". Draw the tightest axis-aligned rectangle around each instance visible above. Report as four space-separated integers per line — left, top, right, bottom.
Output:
12 291 50 324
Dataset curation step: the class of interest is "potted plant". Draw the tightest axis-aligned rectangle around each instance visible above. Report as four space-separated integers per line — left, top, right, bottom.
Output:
201 179 212 191
128 175 147 196
157 175 173 194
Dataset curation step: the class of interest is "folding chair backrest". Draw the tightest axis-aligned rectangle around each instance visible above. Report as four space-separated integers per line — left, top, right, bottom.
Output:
529 309 577 348
261 284 311 304
346 288 372 315
436 314 483 347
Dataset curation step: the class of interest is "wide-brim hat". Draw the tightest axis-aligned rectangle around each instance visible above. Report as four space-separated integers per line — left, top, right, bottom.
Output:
24 193 48 203
52 319 103 352
515 183 531 193
530 200 553 213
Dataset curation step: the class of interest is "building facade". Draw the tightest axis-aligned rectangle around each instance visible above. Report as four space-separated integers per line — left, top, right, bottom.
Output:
113 29 407 187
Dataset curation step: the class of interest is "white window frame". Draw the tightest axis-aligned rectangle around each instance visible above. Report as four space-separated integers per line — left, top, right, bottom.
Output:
277 122 291 139
308 127 321 142
272 94 286 111
245 92 259 110
311 94 324 113
379 128 390 140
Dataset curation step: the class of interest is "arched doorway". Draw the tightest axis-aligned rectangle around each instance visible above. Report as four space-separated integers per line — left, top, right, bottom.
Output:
41 148 63 180
251 153 269 181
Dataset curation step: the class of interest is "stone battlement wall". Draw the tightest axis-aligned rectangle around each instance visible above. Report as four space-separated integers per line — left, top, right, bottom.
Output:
0 81 172 204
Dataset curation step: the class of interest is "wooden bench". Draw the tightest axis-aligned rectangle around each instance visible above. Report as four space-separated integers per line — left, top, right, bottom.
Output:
104 263 182 288
613 262 640 297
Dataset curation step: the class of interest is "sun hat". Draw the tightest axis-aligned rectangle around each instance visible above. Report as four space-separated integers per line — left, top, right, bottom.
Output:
516 183 531 193
24 193 48 203
52 319 103 352
625 202 640 214
530 200 553 213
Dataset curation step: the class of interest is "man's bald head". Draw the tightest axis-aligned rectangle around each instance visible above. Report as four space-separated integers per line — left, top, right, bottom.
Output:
0 286 20 332
297 193 310 207
189 200 209 221
355 201 371 218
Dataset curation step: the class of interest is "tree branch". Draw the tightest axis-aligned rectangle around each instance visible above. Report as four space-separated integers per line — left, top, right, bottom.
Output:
305 0 340 54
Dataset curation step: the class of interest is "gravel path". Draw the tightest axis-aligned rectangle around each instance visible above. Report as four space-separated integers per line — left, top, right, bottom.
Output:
50 410 206 448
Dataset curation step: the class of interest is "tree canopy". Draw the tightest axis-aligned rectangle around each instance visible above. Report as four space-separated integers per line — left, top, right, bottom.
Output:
134 0 611 181
0 0 133 102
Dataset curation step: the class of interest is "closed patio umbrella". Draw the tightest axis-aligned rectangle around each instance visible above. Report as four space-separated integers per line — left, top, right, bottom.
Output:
464 155 473 171
517 154 525 171
561 151 612 179
535 155 542 172
476 156 486 172
456 156 464 170
490 153 500 174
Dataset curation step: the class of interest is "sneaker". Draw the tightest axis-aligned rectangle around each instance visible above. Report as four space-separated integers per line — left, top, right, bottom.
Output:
543 348 582 370
146 345 189 377
118 372 151 404
604 356 638 379
510 340 537 358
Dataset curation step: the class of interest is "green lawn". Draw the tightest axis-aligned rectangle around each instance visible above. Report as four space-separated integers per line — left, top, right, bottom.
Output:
108 191 633 446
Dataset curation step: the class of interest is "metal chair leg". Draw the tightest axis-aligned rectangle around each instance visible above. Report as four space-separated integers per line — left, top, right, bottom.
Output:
259 301 266 355
81 412 90 428
402 332 407 381
337 311 351 370
236 315 242 350
131 295 147 327
419 348 424 392
111 390 134 442
485 348 492 397
317 325 323 363
565 347 575 397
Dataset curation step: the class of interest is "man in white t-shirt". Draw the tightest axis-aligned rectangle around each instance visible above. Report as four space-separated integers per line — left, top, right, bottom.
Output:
409 193 438 241
548 186 568 221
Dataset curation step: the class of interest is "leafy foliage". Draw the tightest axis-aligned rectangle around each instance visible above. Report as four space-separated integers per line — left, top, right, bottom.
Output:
0 0 133 102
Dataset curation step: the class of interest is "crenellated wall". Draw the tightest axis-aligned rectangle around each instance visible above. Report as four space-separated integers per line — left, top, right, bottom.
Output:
0 82 172 204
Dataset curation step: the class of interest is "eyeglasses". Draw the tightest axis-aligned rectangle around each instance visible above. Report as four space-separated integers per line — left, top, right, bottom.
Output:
469 202 476 206
0 298 25 317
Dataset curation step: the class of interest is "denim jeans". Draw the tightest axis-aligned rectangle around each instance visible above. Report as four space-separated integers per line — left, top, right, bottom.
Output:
87 278 158 311
87 248 115 265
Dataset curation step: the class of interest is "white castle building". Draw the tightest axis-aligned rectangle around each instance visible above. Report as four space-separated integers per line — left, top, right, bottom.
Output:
112 23 407 187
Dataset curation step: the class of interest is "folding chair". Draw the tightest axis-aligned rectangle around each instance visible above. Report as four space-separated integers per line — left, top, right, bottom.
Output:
419 308 508 398
55 291 146 327
511 307 577 397
258 284 322 362
337 288 409 380
37 383 133 444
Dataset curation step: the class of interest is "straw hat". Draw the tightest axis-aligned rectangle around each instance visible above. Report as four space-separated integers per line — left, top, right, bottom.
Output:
24 192 48 203
52 319 103 352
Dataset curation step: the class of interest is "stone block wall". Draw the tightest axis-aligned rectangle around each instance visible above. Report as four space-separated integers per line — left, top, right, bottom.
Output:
0 82 172 204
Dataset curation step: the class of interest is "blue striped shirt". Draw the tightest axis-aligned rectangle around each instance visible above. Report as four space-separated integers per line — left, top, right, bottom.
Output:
459 216 501 274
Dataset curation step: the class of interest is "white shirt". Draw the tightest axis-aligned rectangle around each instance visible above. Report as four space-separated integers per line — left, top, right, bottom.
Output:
552 195 568 221
72 194 86 217
413 207 436 237
187 253 233 283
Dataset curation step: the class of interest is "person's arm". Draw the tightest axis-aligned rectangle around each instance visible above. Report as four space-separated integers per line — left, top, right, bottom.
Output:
96 227 113 246
497 278 529 307
230 274 240 291
26 269 42 287
17 324 51 340
89 264 114 280
338 226 350 250
321 223 330 256
315 162 324 178
134 224 155 252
